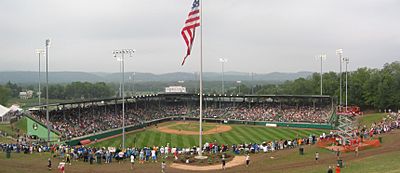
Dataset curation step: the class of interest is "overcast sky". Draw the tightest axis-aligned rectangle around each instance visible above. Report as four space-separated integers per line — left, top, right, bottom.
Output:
0 0 399 74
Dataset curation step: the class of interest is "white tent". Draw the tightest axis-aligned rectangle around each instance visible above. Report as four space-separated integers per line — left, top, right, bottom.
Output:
0 104 11 122
9 105 22 112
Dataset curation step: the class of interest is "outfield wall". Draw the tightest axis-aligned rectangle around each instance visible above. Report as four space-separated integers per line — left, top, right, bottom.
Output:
66 116 333 146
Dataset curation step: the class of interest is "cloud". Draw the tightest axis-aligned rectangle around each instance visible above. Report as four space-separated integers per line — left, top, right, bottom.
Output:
0 0 399 74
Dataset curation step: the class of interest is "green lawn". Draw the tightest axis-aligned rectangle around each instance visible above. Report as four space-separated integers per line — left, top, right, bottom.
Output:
0 136 13 143
358 113 388 127
90 123 328 148
0 124 17 137
281 149 400 173
0 117 27 140
14 117 27 134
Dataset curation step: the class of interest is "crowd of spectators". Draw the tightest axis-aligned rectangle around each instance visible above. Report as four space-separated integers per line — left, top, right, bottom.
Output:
30 101 332 139
199 103 331 123
355 112 400 140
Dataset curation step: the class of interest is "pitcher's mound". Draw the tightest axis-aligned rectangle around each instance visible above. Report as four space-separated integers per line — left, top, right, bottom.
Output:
156 122 232 135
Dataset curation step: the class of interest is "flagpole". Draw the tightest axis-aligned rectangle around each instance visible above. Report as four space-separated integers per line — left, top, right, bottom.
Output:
198 0 204 157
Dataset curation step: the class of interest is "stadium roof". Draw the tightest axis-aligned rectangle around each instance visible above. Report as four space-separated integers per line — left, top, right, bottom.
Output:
31 93 331 108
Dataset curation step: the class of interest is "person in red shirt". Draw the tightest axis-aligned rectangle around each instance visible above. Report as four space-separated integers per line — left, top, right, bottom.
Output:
336 164 341 173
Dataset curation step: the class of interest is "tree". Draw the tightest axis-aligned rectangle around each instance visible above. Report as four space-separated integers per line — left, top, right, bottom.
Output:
0 85 11 105
348 68 370 107
5 81 22 97
48 84 66 99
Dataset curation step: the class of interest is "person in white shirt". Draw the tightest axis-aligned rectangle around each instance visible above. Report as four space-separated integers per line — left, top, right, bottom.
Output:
263 145 268 153
164 146 169 155
160 147 165 155
151 149 157 162
130 154 135 169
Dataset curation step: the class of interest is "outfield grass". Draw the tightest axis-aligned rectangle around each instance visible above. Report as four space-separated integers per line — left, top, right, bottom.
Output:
168 123 216 132
91 123 328 148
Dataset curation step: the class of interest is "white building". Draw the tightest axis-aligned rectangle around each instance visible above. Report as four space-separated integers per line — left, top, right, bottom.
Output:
165 86 187 93
19 90 34 99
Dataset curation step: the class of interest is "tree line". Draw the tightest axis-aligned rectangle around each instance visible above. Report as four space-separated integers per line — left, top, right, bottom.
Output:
0 82 114 105
1 61 399 110
227 61 400 110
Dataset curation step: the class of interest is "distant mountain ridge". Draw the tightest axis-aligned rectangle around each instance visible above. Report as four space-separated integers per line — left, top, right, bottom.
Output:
0 71 313 84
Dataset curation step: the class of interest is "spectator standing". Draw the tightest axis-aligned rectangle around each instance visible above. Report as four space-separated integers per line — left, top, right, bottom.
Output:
245 154 250 167
47 158 52 170
335 164 341 173
327 166 333 173
161 161 166 173
130 154 135 170
58 161 65 173
222 155 226 170
355 146 359 157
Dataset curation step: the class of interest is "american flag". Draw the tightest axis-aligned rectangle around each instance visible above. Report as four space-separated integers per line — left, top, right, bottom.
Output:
181 0 200 66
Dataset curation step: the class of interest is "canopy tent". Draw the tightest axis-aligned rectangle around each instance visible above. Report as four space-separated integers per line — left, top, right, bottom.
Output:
9 105 22 112
0 104 11 122
0 104 10 118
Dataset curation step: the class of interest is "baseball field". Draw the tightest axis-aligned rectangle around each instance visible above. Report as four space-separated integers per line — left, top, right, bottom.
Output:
90 121 329 148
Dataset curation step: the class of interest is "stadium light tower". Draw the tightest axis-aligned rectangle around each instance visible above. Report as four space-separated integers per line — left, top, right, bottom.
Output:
344 57 350 111
45 39 51 145
316 53 327 95
130 72 136 97
236 80 242 95
35 49 45 107
249 72 255 95
113 49 135 149
117 59 123 98
219 58 228 94
336 49 343 108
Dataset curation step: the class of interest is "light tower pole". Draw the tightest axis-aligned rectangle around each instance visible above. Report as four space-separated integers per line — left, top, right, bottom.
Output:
336 49 343 109
119 60 122 98
113 49 135 149
236 81 242 95
250 72 254 95
219 58 228 94
45 39 51 145
344 57 349 111
132 72 135 97
35 49 45 107
316 54 326 95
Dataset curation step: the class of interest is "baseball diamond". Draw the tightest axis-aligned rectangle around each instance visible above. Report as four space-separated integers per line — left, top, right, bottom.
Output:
90 121 329 148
